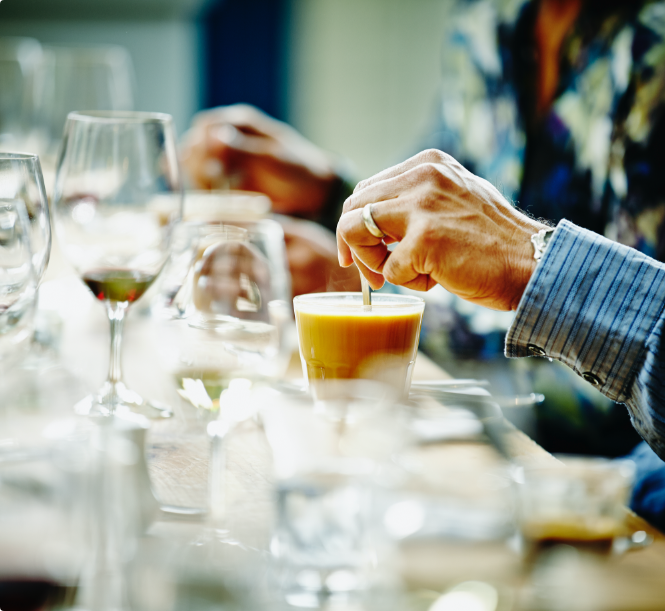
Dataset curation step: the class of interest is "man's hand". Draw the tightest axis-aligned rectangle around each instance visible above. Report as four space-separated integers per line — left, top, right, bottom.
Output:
181 104 338 217
336 149 549 311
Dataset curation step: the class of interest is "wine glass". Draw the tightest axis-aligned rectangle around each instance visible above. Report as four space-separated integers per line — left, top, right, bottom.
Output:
31 45 135 161
0 153 52 282
52 111 183 419
0 197 37 366
1 157 52 447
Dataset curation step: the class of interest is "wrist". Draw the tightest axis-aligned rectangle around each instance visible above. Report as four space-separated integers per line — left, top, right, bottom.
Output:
508 221 551 310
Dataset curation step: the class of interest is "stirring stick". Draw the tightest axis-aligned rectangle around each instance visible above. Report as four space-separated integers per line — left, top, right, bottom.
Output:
361 274 371 308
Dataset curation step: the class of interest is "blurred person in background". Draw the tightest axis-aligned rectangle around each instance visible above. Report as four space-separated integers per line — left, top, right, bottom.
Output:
182 0 665 457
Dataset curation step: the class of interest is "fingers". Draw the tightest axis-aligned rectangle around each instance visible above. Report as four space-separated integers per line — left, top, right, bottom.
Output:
342 177 403 216
336 217 354 267
352 253 385 290
337 206 396 270
337 197 412 264
337 207 435 292
184 105 279 180
201 125 277 188
353 149 454 193
383 235 435 291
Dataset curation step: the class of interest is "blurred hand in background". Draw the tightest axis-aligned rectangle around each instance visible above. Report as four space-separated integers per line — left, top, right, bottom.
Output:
182 104 338 218
182 104 359 299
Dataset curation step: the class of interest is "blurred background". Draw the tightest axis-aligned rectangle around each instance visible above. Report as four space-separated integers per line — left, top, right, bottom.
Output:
0 0 450 177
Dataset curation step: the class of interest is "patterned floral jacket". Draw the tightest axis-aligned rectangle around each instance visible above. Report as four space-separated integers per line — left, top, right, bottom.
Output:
432 0 665 259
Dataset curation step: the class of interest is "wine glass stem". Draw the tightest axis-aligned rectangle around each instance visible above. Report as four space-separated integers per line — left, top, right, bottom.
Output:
106 302 127 396
209 422 233 526
209 431 226 524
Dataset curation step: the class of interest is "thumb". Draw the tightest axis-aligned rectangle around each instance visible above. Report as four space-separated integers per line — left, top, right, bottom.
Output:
383 236 435 291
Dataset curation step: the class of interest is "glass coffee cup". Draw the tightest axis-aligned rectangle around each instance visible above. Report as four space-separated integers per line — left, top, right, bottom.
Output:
293 292 425 398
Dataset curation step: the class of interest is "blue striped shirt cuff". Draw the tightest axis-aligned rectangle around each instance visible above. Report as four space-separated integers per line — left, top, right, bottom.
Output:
505 220 665 407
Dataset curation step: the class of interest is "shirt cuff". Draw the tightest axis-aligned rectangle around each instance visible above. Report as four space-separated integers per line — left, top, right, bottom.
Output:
505 220 665 403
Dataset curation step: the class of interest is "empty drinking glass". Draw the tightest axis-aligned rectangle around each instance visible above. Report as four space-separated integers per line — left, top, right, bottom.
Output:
0 198 37 365
148 190 277 318
157 221 292 423
0 153 52 282
261 381 401 608
378 456 518 611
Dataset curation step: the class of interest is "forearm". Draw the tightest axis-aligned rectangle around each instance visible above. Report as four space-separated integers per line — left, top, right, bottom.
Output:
506 220 665 458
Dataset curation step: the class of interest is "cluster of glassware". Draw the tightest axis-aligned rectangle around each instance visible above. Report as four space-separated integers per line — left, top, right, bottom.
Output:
0 103 285 608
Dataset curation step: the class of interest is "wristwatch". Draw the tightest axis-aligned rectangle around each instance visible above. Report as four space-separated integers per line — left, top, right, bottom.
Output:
530 228 555 261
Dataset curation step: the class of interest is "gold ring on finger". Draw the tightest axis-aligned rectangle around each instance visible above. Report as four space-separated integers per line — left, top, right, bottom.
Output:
362 204 386 239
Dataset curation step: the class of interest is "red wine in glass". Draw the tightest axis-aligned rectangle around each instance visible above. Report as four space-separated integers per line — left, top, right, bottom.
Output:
82 269 156 304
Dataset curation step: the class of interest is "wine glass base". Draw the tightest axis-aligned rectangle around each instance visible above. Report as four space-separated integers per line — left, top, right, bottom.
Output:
159 504 207 517
74 381 173 419
186 312 239 331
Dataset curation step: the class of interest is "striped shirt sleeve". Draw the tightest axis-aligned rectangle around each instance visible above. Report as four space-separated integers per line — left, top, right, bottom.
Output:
505 220 665 459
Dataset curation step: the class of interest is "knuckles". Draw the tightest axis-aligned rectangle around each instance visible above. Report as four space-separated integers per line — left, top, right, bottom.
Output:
412 162 445 184
353 149 452 194
415 149 468 180
354 179 368 193
417 148 449 165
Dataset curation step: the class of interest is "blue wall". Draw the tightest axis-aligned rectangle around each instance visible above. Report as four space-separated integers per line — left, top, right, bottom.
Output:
199 0 290 120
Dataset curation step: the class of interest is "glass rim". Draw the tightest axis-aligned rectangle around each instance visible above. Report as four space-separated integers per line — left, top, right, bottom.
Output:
0 152 40 162
66 110 173 124
185 189 271 199
293 291 425 310
196 222 249 240
184 190 272 224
